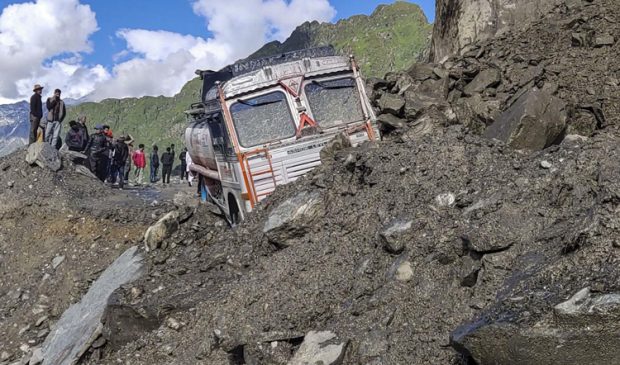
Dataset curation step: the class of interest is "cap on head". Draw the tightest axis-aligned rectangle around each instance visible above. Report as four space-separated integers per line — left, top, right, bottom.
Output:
94 124 104 130
33 84 43 92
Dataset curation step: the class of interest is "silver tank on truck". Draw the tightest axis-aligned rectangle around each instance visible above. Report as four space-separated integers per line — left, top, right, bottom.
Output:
184 121 217 171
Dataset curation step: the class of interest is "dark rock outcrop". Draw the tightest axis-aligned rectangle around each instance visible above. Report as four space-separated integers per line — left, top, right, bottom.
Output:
431 0 563 62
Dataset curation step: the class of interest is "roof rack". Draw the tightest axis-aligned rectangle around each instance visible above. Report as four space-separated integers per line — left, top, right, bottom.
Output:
231 46 336 77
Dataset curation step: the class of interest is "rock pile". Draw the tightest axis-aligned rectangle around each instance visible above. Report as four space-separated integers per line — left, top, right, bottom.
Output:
370 0 618 149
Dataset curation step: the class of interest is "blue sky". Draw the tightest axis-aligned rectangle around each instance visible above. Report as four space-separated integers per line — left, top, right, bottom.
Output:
81 0 435 69
0 0 434 103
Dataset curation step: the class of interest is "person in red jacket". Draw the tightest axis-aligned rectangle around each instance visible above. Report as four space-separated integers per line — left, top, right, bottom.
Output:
132 144 146 186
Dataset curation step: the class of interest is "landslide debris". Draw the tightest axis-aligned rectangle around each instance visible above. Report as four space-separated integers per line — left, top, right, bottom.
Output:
98 123 620 364
4 0 620 364
81 1 620 364
0 148 181 364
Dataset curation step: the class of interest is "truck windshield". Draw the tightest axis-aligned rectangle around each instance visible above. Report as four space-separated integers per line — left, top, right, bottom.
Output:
304 78 365 129
230 91 295 147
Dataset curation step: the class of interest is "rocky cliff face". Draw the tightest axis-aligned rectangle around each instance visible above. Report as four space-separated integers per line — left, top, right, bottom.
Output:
431 0 564 62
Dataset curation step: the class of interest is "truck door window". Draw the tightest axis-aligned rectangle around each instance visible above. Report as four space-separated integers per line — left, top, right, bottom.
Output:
304 78 365 129
230 91 295 148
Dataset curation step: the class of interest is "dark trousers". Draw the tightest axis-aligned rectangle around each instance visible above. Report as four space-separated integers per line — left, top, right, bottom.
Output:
29 117 41 144
150 164 159 183
111 164 125 188
124 164 131 181
180 163 187 180
162 164 172 184
90 157 107 182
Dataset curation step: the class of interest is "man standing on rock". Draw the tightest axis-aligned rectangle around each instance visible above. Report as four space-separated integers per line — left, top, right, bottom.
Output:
85 125 110 181
45 89 66 149
29 84 44 144
161 147 174 185
132 144 146 185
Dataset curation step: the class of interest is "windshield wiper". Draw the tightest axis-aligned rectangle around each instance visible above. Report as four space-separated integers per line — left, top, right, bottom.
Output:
237 98 283 107
312 80 355 90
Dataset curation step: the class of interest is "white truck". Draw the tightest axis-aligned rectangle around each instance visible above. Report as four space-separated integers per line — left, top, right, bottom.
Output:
185 47 378 223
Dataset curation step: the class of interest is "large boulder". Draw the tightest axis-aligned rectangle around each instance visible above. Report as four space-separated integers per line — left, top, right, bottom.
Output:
463 68 501 95
40 247 144 364
263 191 323 248
144 211 180 251
484 88 567 150
288 331 347 365
452 288 620 364
377 93 405 117
26 142 61 172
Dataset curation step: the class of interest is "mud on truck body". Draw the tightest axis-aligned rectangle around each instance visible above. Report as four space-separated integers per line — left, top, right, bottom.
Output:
185 47 378 223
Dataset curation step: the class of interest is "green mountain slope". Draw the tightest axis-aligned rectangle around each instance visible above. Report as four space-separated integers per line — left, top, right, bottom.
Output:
249 1 431 77
68 1 431 150
68 78 201 150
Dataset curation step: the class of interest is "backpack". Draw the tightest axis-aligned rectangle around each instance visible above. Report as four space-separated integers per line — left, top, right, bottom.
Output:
66 129 83 149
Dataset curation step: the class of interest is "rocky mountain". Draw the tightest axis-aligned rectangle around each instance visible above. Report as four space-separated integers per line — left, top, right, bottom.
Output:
67 1 432 150
0 101 30 157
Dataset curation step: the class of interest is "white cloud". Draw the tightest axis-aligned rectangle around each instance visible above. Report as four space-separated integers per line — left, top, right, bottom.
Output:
0 0 336 103
0 0 109 102
92 0 336 100
91 30 231 100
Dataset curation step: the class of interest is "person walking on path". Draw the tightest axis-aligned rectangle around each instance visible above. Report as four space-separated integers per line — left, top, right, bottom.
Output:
125 139 134 183
132 144 147 186
150 145 160 183
179 148 188 180
29 84 44 144
84 125 109 181
161 147 174 185
45 89 66 149
111 136 129 189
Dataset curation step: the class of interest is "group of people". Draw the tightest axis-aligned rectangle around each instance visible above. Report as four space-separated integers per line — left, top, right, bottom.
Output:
144 144 190 185
28 83 193 189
